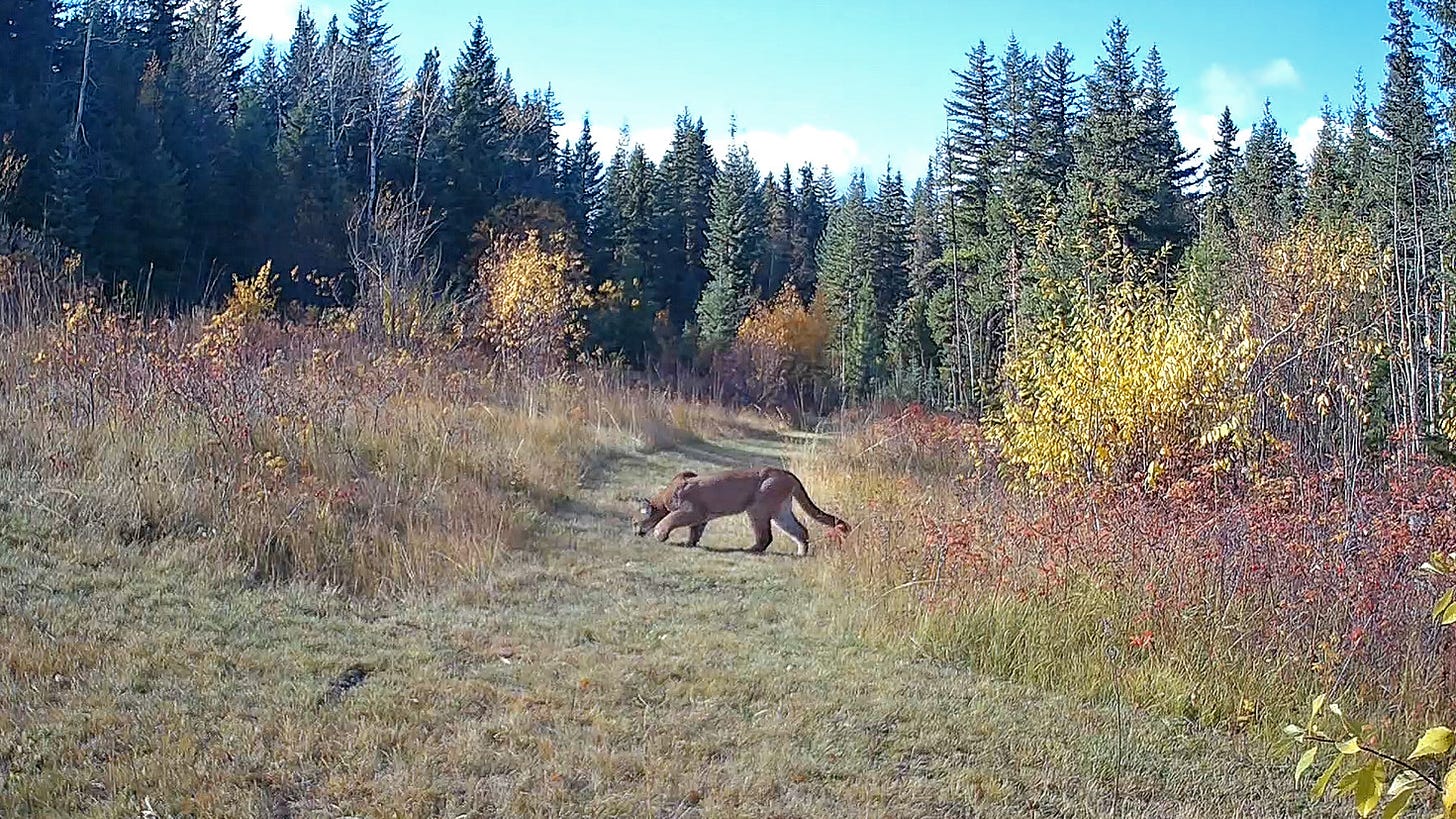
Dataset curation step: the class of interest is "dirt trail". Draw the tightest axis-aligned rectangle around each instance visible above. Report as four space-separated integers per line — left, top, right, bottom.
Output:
0 429 1330 817
467 430 1324 818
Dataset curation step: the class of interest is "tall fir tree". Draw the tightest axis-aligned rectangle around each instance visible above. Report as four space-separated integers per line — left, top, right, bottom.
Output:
442 17 510 268
696 140 766 350
654 111 716 327
1138 45 1197 257
1203 107 1240 232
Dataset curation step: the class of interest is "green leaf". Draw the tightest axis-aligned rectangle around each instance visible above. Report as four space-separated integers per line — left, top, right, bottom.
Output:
1312 693 1328 722
1382 787 1415 819
1311 757 1342 799
1354 763 1384 817
1410 726 1455 760
1337 736 1362 755
1443 604 1456 626
1295 747 1318 784
1285 723 1307 738
1443 764 1456 816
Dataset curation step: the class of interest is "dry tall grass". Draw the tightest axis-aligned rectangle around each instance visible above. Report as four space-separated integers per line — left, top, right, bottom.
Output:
0 281 753 596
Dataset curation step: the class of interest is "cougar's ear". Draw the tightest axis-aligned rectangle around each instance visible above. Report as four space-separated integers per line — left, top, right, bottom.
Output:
673 470 698 481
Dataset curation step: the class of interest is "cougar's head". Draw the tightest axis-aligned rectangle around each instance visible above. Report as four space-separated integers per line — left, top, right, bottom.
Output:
632 498 668 537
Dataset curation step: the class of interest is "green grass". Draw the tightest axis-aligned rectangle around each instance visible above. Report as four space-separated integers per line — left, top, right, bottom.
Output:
1 427 1337 817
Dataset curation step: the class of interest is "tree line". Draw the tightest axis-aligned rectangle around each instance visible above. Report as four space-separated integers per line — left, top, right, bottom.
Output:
4 1 1456 430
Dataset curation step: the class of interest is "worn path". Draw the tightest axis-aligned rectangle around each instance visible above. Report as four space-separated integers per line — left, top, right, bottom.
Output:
0 430 1331 817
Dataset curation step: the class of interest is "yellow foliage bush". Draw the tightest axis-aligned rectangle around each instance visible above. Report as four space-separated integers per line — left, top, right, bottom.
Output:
736 285 829 370
733 285 831 407
192 262 279 359
995 283 1256 485
477 231 585 373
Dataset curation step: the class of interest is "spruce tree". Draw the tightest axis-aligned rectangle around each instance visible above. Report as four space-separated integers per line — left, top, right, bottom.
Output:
442 18 509 266
946 40 999 237
1204 107 1240 232
654 111 716 327
1068 19 1156 261
1305 100 1349 224
1138 45 1197 256
696 141 766 351
792 162 830 296
560 115 604 261
396 48 447 199
1033 42 1079 201
1233 101 1301 235
815 171 877 394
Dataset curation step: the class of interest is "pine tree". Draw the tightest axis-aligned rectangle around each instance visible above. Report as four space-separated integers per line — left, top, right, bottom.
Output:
696 140 766 350
1138 45 1197 256
442 17 510 266
1203 107 1240 232
654 111 716 327
1032 42 1079 200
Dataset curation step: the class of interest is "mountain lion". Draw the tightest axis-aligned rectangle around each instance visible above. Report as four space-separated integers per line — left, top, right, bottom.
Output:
631 467 850 556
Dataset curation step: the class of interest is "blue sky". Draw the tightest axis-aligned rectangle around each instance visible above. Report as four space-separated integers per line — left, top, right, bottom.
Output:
238 0 1395 185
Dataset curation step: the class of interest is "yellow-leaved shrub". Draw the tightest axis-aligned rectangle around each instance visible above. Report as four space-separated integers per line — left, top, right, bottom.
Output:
477 230 586 374
994 282 1256 485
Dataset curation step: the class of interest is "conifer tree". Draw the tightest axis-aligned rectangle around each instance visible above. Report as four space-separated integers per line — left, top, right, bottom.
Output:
696 140 766 350
1204 107 1240 232
560 115 604 261
1138 45 1197 256
397 48 447 199
655 111 716 327
442 17 509 266
1233 102 1300 236
1032 42 1079 201
792 162 830 295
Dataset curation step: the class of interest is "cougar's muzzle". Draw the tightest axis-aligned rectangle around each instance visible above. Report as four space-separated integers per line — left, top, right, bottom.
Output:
633 500 655 537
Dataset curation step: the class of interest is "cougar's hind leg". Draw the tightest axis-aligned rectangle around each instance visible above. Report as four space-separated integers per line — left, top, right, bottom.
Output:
772 499 811 557
747 509 773 553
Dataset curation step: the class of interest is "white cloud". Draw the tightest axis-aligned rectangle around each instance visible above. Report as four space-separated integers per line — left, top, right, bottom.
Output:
238 0 319 46
1290 116 1325 166
735 125 861 176
1256 58 1301 89
1175 58 1311 178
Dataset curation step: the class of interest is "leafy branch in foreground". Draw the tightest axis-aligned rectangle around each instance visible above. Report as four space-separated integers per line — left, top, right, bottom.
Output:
1285 554 1456 818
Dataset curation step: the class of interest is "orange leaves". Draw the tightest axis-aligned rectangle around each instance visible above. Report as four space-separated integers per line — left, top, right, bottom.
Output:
735 285 830 369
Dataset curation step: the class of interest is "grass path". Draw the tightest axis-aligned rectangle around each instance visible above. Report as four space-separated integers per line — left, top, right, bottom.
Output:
1 429 1330 817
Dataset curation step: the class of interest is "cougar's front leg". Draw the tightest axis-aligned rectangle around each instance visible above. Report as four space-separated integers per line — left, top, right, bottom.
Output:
652 507 701 543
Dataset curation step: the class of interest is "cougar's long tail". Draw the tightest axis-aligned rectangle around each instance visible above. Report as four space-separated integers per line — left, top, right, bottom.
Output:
792 480 851 532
